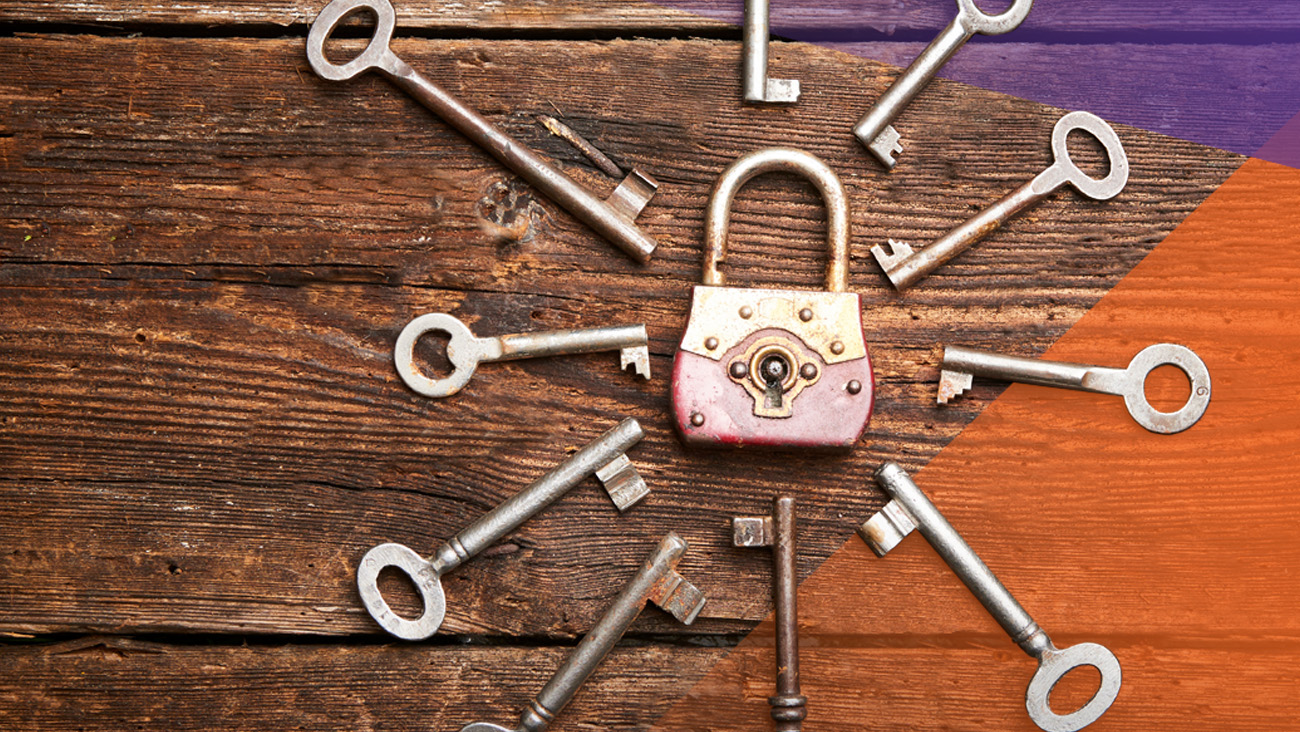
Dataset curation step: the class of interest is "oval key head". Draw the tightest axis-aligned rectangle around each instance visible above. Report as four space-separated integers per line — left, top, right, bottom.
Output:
956 0 1034 35
356 542 447 640
1122 343 1212 434
1049 111 1129 201
459 724 513 732
307 0 397 81
1025 642 1122 732
394 313 483 398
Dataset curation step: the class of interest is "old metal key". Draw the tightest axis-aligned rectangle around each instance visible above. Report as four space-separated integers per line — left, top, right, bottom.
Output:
939 343 1211 434
854 0 1033 168
395 313 650 398
460 532 707 732
860 463 1121 732
873 111 1129 291
743 0 800 104
357 418 650 640
307 0 660 263
733 496 806 731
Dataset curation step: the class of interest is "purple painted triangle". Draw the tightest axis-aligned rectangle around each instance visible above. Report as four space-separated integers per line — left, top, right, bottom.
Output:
655 0 1300 167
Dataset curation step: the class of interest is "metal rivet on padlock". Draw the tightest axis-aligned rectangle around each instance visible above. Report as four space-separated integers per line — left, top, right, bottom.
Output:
670 147 875 450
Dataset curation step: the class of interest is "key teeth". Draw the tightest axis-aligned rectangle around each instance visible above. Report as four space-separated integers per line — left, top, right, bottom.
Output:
871 238 915 271
607 169 659 221
937 369 974 405
654 571 708 625
867 125 903 169
621 345 651 380
857 500 917 557
594 453 650 512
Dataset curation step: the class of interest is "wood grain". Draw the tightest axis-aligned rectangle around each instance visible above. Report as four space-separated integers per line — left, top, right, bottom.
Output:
4 0 1299 34
0 35 1237 638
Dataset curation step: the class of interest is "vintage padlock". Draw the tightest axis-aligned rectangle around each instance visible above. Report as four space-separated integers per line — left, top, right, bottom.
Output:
671 147 874 449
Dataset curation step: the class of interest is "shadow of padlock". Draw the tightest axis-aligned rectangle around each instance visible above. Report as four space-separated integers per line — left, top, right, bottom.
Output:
671 148 874 450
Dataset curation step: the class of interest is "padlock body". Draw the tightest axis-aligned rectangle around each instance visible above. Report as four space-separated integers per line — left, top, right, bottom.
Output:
670 285 874 450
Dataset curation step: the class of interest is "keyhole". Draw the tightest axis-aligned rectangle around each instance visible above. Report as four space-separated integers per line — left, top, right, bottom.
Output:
1144 364 1192 413
1048 664 1102 715
761 354 790 409
376 566 425 620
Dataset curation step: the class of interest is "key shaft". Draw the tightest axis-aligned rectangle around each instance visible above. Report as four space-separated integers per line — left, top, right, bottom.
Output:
942 346 1126 395
490 324 648 363
743 0 800 104
854 16 969 161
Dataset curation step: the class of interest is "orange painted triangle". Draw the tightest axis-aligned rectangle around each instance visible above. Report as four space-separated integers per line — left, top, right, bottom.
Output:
655 157 1300 731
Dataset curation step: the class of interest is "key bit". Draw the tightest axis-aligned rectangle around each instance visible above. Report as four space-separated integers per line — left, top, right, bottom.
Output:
460 533 707 732
742 0 801 104
936 369 974 405
869 238 915 274
620 344 652 381
867 124 903 169
734 497 806 731
594 453 649 513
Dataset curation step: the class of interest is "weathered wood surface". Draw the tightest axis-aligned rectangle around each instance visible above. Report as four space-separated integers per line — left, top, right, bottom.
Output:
4 0 1299 33
0 35 1239 640
6 639 1298 731
0 639 725 731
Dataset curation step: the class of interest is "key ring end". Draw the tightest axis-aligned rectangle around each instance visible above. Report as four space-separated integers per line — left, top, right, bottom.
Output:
306 0 397 81
1025 642 1122 732
356 542 447 640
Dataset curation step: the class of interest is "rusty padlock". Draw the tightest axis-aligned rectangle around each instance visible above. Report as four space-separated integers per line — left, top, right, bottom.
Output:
671 147 874 449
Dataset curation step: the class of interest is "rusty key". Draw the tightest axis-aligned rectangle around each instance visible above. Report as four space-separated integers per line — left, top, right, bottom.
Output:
306 0 660 263
733 496 805 731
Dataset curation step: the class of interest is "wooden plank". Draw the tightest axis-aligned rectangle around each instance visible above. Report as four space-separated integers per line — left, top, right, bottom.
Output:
3 0 1299 34
0 639 725 731
5 639 1297 731
0 35 1237 637
659 643 1300 731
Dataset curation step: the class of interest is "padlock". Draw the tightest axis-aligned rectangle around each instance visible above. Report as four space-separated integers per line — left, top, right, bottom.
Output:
670 147 874 449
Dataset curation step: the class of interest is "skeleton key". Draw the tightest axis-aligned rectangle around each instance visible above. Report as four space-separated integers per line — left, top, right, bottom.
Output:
733 496 806 731
873 111 1129 291
743 0 800 104
357 418 650 640
854 0 1033 168
860 462 1121 732
939 343 1211 434
394 313 650 398
307 0 660 263
460 532 707 732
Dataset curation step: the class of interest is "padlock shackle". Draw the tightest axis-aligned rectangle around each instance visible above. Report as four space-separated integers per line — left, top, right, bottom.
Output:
703 148 851 293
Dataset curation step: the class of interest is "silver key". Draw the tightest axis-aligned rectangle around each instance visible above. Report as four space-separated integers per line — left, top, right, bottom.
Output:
394 313 650 398
460 532 706 732
874 111 1128 291
939 343 1211 434
357 418 650 640
307 0 660 263
854 0 1033 168
743 0 800 104
860 462 1121 732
